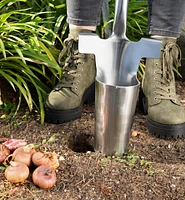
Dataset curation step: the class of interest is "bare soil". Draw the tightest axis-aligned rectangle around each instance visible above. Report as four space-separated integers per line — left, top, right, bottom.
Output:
1 80 185 200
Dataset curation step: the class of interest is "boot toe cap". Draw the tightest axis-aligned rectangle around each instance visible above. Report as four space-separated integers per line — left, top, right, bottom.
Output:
45 90 80 110
148 103 185 125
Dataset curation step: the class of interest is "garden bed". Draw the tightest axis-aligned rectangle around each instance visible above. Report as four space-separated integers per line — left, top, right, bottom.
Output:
0 80 185 199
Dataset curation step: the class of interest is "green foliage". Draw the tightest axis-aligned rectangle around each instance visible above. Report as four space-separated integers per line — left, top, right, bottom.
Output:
34 134 56 150
113 150 158 175
0 100 17 119
0 0 65 123
127 0 148 40
140 159 156 176
115 150 139 167
99 0 148 40
10 0 68 40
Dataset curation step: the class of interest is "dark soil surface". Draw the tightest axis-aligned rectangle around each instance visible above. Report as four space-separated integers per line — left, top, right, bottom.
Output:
1 80 185 200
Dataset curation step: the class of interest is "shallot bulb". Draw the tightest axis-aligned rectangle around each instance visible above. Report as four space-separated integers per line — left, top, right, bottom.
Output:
0 144 10 163
5 161 29 183
32 151 59 169
32 165 56 189
12 144 36 166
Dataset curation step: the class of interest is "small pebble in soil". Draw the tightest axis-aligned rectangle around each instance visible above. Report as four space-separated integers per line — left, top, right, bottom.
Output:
59 156 65 161
131 131 138 137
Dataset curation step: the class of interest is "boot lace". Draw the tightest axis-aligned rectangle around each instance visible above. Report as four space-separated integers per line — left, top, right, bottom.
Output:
54 36 85 91
155 42 181 101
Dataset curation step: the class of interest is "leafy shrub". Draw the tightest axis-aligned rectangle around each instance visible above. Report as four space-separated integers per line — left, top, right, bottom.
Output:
0 0 64 123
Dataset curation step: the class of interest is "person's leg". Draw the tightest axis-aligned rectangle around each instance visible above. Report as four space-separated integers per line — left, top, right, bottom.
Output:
147 0 185 38
140 0 185 138
67 0 102 28
45 0 103 123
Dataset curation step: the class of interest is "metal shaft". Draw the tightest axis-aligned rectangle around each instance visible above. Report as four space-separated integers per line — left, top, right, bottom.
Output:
112 0 129 38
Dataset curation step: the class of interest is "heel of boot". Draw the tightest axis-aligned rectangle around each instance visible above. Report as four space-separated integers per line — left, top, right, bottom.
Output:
139 89 148 115
83 83 95 104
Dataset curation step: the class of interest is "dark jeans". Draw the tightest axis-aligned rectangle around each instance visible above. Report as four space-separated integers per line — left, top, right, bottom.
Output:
66 0 185 38
67 0 103 26
147 0 185 37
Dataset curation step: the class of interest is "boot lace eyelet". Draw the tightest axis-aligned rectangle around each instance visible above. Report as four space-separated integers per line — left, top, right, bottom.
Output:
154 97 158 101
155 63 158 66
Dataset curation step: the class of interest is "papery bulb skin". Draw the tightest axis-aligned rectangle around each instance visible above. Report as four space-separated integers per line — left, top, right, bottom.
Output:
0 144 10 163
32 151 59 169
12 144 36 166
3 139 27 152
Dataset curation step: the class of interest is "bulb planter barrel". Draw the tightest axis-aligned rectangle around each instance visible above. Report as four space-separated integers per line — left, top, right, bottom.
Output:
79 0 162 156
94 78 140 156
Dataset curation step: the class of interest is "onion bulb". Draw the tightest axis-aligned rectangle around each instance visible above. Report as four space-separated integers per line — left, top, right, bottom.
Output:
0 144 10 163
12 144 36 166
32 151 59 169
5 161 29 183
32 165 56 189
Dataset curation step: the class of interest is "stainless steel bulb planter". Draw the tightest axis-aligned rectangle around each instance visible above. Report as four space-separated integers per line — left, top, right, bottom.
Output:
79 0 162 156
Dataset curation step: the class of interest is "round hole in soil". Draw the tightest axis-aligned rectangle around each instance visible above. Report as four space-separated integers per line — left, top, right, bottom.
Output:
68 132 94 153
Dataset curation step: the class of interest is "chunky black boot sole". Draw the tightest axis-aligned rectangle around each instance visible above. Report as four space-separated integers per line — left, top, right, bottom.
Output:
139 89 185 138
146 117 185 139
45 83 95 124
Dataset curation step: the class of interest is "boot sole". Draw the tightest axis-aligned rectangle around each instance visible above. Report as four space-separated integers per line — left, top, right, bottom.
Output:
45 83 95 124
146 117 185 139
139 89 185 138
